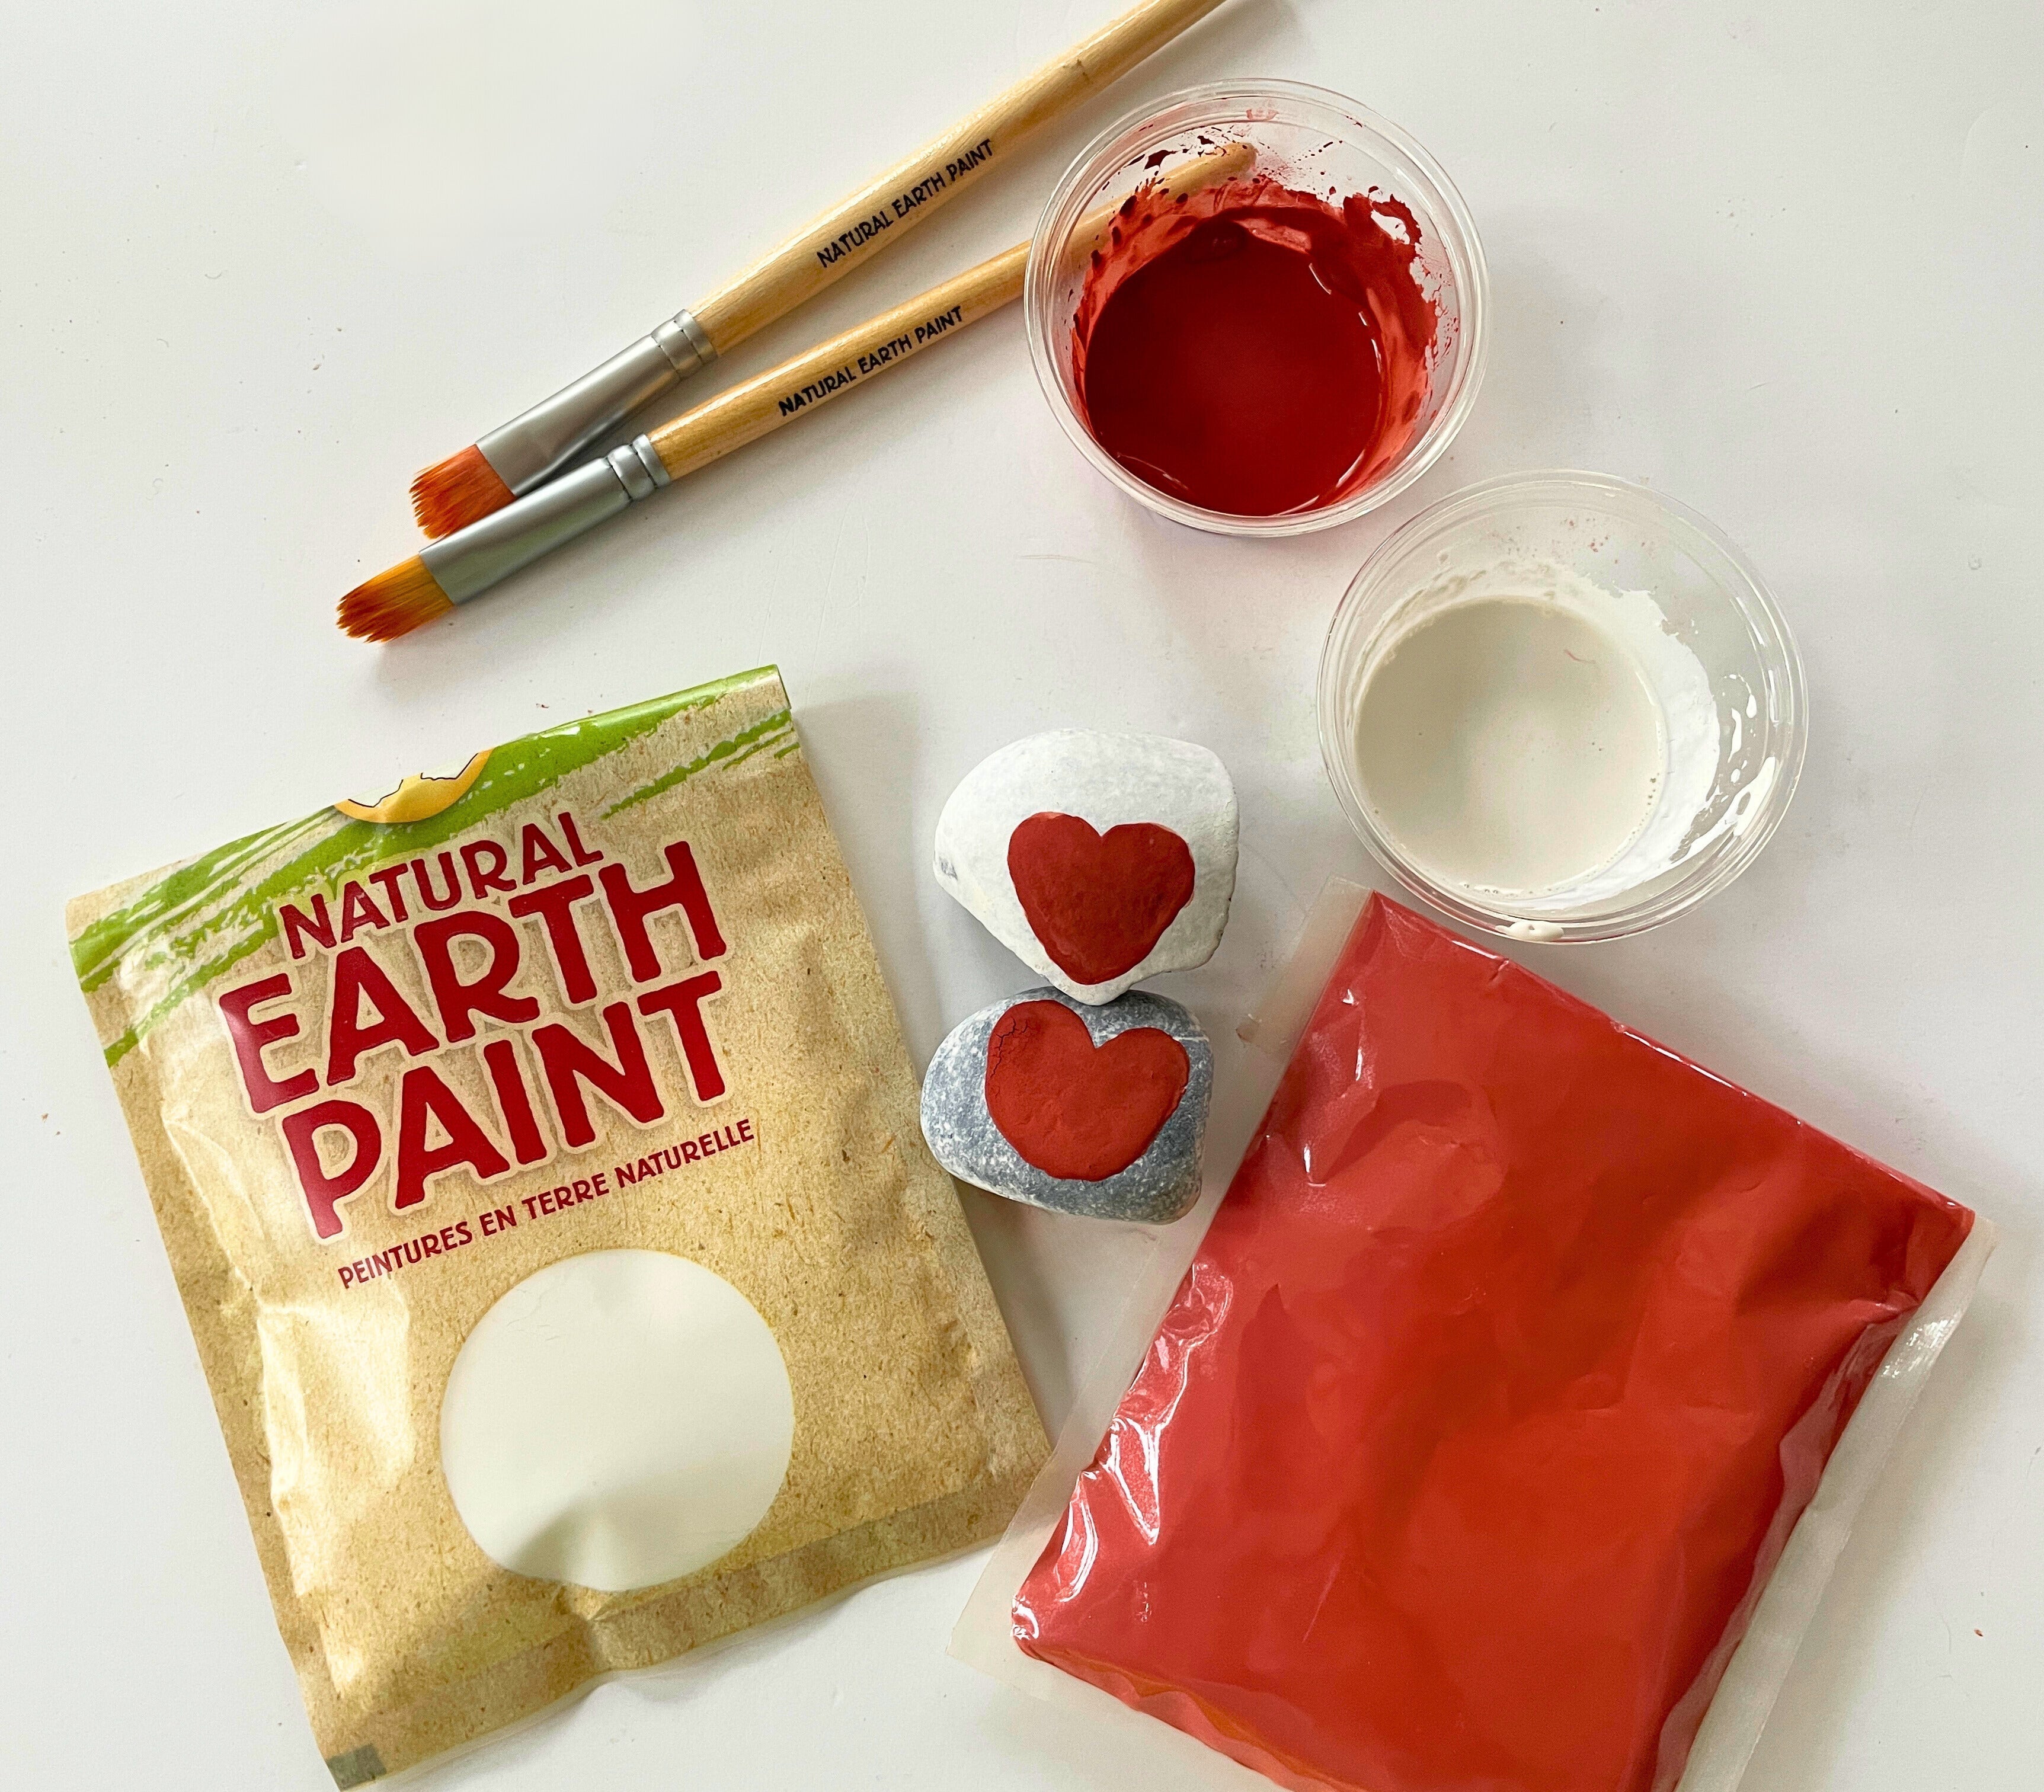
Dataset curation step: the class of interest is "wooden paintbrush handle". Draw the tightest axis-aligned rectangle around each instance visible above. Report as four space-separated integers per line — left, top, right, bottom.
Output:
650 244 1029 481
690 0 1225 351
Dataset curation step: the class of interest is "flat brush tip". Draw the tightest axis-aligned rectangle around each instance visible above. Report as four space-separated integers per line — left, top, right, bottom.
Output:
411 443 514 539
338 558 454 642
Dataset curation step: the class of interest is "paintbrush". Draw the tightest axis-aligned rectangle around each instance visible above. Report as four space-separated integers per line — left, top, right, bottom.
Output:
343 143 1253 642
409 0 1229 539
346 244 1024 641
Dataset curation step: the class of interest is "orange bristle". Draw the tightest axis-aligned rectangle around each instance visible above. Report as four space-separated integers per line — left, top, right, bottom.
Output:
338 557 454 642
410 443 515 539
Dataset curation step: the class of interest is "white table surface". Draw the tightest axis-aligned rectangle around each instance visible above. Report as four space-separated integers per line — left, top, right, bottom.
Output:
4 1 2039 1786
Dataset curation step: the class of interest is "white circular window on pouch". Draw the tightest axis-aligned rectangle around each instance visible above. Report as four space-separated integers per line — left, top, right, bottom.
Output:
439 1250 795 1593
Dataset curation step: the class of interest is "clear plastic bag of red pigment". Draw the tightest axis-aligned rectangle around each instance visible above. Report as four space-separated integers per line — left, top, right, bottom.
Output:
961 891 1991 1792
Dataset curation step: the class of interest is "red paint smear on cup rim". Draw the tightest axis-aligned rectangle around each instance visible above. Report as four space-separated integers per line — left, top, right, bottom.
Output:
1071 172 1441 517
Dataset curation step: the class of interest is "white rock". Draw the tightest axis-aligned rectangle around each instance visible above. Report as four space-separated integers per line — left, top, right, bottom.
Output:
933 731 1237 1003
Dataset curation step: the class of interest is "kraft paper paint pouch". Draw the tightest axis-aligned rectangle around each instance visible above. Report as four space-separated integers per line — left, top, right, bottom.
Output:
69 667 1045 1785
1002 894 1984 1792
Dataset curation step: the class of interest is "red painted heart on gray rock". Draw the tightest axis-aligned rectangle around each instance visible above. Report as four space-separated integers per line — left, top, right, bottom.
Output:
984 1000 1188 1181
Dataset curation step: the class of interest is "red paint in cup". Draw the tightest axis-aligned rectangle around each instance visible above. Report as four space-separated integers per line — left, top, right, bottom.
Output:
1072 178 1440 517
1025 83 1489 536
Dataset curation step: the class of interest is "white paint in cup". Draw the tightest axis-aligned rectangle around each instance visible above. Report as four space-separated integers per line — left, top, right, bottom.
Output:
1351 557 1720 904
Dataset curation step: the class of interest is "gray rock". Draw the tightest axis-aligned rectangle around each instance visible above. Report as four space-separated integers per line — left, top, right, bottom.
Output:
920 988 1212 1224
933 730 1238 1004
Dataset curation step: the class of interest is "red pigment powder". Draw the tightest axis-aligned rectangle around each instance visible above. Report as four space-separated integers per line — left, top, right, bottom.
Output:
1071 175 1440 516
1015 897 1973 1792
1007 812 1195 985
984 1001 1189 1181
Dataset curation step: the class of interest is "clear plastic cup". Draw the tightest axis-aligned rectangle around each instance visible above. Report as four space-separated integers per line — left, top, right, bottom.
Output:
1319 472 1808 941
1025 79 1488 536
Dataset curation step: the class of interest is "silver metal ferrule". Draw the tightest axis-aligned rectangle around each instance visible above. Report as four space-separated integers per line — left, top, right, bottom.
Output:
420 437 671 605
476 309 715 495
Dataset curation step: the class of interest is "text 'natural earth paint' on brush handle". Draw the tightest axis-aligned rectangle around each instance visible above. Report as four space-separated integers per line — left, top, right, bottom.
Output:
695 0 1225 348
411 0 1229 535
645 244 1026 481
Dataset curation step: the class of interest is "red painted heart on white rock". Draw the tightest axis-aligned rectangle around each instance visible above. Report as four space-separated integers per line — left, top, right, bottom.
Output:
935 731 1237 1003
